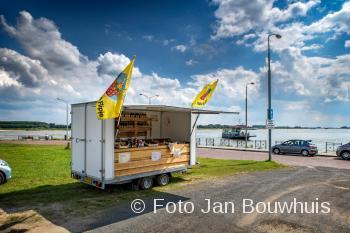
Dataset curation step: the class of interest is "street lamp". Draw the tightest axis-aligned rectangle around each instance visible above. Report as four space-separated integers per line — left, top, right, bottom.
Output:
57 98 69 140
245 82 255 148
139 93 159 104
267 33 282 161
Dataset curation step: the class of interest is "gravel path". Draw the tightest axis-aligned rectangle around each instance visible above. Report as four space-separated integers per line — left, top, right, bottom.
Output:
85 166 350 233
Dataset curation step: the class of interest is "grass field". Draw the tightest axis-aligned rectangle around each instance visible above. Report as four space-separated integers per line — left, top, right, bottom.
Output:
0 143 285 211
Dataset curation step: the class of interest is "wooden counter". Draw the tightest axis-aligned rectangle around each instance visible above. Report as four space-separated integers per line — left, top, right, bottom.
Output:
114 144 190 177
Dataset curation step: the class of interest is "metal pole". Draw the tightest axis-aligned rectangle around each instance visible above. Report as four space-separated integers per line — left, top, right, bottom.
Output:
190 113 200 136
66 103 69 140
267 35 272 161
115 94 127 139
245 84 248 148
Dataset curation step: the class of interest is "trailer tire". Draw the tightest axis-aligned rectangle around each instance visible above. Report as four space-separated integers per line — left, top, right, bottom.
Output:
139 177 153 190
0 171 5 185
156 174 170 186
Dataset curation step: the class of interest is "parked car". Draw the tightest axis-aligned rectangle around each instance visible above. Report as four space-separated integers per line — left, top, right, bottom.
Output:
336 143 350 160
272 140 318 156
0 160 11 185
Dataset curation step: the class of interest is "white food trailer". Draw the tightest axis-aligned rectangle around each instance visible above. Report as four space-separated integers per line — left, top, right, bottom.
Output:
71 102 237 189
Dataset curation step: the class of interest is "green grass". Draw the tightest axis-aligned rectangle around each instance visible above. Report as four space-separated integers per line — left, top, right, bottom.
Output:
0 143 285 213
185 158 284 179
0 143 73 194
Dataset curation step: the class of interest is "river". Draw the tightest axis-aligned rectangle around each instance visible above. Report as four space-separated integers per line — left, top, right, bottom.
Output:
0 128 349 152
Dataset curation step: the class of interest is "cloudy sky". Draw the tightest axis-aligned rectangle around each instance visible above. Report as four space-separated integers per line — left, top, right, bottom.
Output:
0 0 349 127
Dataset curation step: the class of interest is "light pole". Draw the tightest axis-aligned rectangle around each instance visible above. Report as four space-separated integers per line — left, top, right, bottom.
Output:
57 98 69 140
139 93 159 104
267 33 281 161
245 82 255 148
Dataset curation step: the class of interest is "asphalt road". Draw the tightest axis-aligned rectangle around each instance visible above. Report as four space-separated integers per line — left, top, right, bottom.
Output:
79 165 350 233
198 148 350 170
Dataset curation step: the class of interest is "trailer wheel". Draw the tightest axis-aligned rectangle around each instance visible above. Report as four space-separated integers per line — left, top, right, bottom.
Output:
0 172 5 185
139 177 153 190
156 174 170 186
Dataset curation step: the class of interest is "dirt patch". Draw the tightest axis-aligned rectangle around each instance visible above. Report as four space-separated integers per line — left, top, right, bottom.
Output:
0 140 68 145
257 219 318 233
0 209 69 233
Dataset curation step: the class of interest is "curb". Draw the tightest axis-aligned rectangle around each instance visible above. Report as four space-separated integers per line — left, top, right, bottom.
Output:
197 146 337 158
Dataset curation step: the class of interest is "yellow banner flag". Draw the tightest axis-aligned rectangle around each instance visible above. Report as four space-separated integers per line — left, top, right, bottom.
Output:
96 56 136 120
191 79 218 108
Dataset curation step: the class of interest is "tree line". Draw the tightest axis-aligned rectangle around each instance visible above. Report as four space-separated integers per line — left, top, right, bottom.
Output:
0 121 70 129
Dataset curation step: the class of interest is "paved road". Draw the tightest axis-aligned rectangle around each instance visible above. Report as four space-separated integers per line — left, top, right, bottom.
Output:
77 166 350 233
198 148 350 169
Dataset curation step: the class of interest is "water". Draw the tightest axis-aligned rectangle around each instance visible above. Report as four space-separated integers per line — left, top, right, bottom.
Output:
0 130 70 140
0 128 349 152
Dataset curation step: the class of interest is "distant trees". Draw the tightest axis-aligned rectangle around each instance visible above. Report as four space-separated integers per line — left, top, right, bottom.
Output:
0 121 70 129
197 124 231 129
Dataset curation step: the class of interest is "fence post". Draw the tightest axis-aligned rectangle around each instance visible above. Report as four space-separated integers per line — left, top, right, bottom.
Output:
325 142 327 153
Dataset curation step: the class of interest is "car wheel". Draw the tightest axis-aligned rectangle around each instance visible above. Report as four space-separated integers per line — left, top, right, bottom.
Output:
156 174 170 186
341 151 350 160
273 148 280 154
139 177 153 190
0 172 5 185
301 150 309 156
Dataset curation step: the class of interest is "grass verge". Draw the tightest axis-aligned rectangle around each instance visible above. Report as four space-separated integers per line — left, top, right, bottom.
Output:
0 143 285 212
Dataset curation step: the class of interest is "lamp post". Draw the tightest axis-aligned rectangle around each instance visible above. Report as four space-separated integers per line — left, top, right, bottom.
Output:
267 33 281 161
57 98 69 140
139 93 159 104
245 82 255 148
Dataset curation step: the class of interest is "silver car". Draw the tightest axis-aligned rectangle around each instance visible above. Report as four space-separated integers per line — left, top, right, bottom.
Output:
336 143 350 160
272 140 318 156
0 159 12 185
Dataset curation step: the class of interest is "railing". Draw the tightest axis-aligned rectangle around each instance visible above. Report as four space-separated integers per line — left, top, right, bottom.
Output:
325 142 342 153
196 137 345 154
197 137 268 150
18 135 55 140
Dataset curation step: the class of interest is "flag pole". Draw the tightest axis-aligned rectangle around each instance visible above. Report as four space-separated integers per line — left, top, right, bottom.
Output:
190 109 200 136
115 94 126 139
115 55 136 140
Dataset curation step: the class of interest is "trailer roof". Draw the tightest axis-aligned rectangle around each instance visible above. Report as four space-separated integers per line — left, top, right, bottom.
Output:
124 105 239 114
72 102 238 114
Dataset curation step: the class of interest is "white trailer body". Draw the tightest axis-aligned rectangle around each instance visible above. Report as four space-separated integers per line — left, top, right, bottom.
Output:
71 102 237 189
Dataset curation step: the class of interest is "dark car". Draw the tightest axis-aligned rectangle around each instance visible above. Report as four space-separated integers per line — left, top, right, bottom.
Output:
272 140 318 156
336 143 350 160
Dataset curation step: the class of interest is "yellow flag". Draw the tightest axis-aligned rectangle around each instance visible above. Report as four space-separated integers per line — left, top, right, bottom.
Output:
96 56 136 119
191 79 218 108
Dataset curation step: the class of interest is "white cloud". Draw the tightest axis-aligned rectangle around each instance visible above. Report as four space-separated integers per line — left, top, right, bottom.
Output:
185 59 198 66
0 11 83 68
0 69 21 87
301 44 322 51
283 101 310 111
212 0 319 39
304 2 350 36
190 66 260 107
265 48 350 102
172 44 187 52
211 0 350 57
0 8 259 124
0 12 200 123
0 48 49 87
345 40 350 48
0 10 349 127
142 35 154 41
